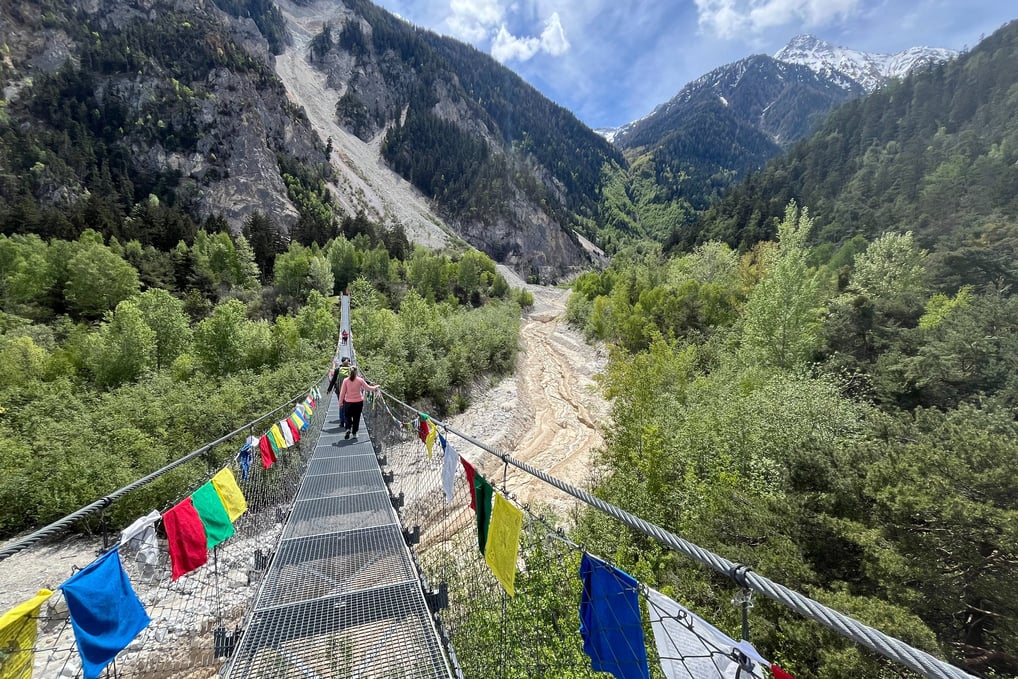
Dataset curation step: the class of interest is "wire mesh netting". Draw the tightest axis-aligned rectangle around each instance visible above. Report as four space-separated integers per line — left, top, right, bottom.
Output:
364 394 770 679
0 381 329 679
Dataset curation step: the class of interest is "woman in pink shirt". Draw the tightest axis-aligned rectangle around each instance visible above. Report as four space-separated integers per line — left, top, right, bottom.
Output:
338 366 380 440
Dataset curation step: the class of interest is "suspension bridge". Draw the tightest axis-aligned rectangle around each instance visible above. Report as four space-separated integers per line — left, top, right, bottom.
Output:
0 296 980 679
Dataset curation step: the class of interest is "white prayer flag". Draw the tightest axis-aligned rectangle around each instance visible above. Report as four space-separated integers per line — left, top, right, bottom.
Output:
119 510 162 566
442 440 459 503
280 420 295 447
646 587 767 679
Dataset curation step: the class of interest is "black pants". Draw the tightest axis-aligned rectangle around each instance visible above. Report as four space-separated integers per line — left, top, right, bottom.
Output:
346 400 365 435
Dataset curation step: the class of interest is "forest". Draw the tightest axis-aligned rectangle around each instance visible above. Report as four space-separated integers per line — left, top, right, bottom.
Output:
686 21 1018 282
564 203 1017 677
0 3 332 253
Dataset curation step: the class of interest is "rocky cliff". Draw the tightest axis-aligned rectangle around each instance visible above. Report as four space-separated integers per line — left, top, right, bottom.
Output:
0 0 329 237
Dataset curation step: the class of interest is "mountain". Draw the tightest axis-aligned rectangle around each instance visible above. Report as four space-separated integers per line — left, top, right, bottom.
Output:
594 34 958 249
602 54 861 234
615 55 862 152
0 0 335 248
775 34 958 93
692 20 1018 290
302 0 624 279
0 0 624 280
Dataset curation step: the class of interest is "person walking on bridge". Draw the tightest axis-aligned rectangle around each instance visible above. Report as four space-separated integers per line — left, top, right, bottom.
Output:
338 366 379 441
326 357 354 429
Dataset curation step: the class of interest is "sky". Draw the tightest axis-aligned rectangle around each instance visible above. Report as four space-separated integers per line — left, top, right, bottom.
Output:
367 0 1017 129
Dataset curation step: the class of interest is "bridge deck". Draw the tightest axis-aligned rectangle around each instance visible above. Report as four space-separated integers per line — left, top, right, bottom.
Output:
225 397 452 678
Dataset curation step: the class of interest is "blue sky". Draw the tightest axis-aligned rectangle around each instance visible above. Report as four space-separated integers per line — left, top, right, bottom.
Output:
368 0 1016 129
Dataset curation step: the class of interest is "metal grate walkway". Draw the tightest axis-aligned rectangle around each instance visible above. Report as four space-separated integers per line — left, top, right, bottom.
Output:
225 396 453 678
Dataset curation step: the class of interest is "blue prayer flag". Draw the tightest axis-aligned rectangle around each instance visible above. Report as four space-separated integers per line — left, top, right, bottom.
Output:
239 435 258 481
239 450 251 480
579 553 649 679
60 549 151 679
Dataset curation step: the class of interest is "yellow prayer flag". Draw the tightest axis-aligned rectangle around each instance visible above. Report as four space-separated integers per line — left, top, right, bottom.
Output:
269 424 287 450
484 493 523 596
211 468 247 522
0 589 53 679
425 426 437 459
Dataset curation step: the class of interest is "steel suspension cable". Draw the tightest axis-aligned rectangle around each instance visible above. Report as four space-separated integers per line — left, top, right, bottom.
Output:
377 389 978 679
0 382 322 563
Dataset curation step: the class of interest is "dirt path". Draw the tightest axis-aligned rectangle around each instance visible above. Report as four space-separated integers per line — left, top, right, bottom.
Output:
447 272 609 519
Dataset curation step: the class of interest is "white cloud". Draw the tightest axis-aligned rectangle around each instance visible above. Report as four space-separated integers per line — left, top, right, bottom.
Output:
491 11 571 62
694 0 745 37
492 25 542 61
540 12 571 55
446 0 506 42
695 0 863 38
441 0 571 62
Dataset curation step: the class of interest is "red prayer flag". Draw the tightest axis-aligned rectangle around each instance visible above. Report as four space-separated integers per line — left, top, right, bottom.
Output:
286 418 301 443
772 665 799 679
461 457 477 510
418 418 430 443
259 435 276 469
163 498 208 580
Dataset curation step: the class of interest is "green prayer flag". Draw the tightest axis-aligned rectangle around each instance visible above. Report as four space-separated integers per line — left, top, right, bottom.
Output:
266 429 281 453
191 482 235 548
474 473 494 554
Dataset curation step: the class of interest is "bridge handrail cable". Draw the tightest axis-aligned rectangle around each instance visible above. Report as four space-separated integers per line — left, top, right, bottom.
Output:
0 383 321 563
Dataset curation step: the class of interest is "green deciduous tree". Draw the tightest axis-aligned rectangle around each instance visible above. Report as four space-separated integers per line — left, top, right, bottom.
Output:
849 231 928 313
360 244 398 295
271 315 302 364
274 243 312 304
0 335 50 389
406 247 449 302
668 240 740 287
296 290 338 349
739 202 822 370
87 299 156 388
307 254 335 298
244 319 276 369
456 249 485 301
348 275 385 310
193 299 249 376
274 243 333 308
64 241 141 318
135 288 192 371
327 236 359 293
0 234 55 316
191 230 240 290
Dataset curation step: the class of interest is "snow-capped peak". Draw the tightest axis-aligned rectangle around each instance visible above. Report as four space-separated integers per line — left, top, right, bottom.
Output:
594 127 620 143
775 34 957 92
